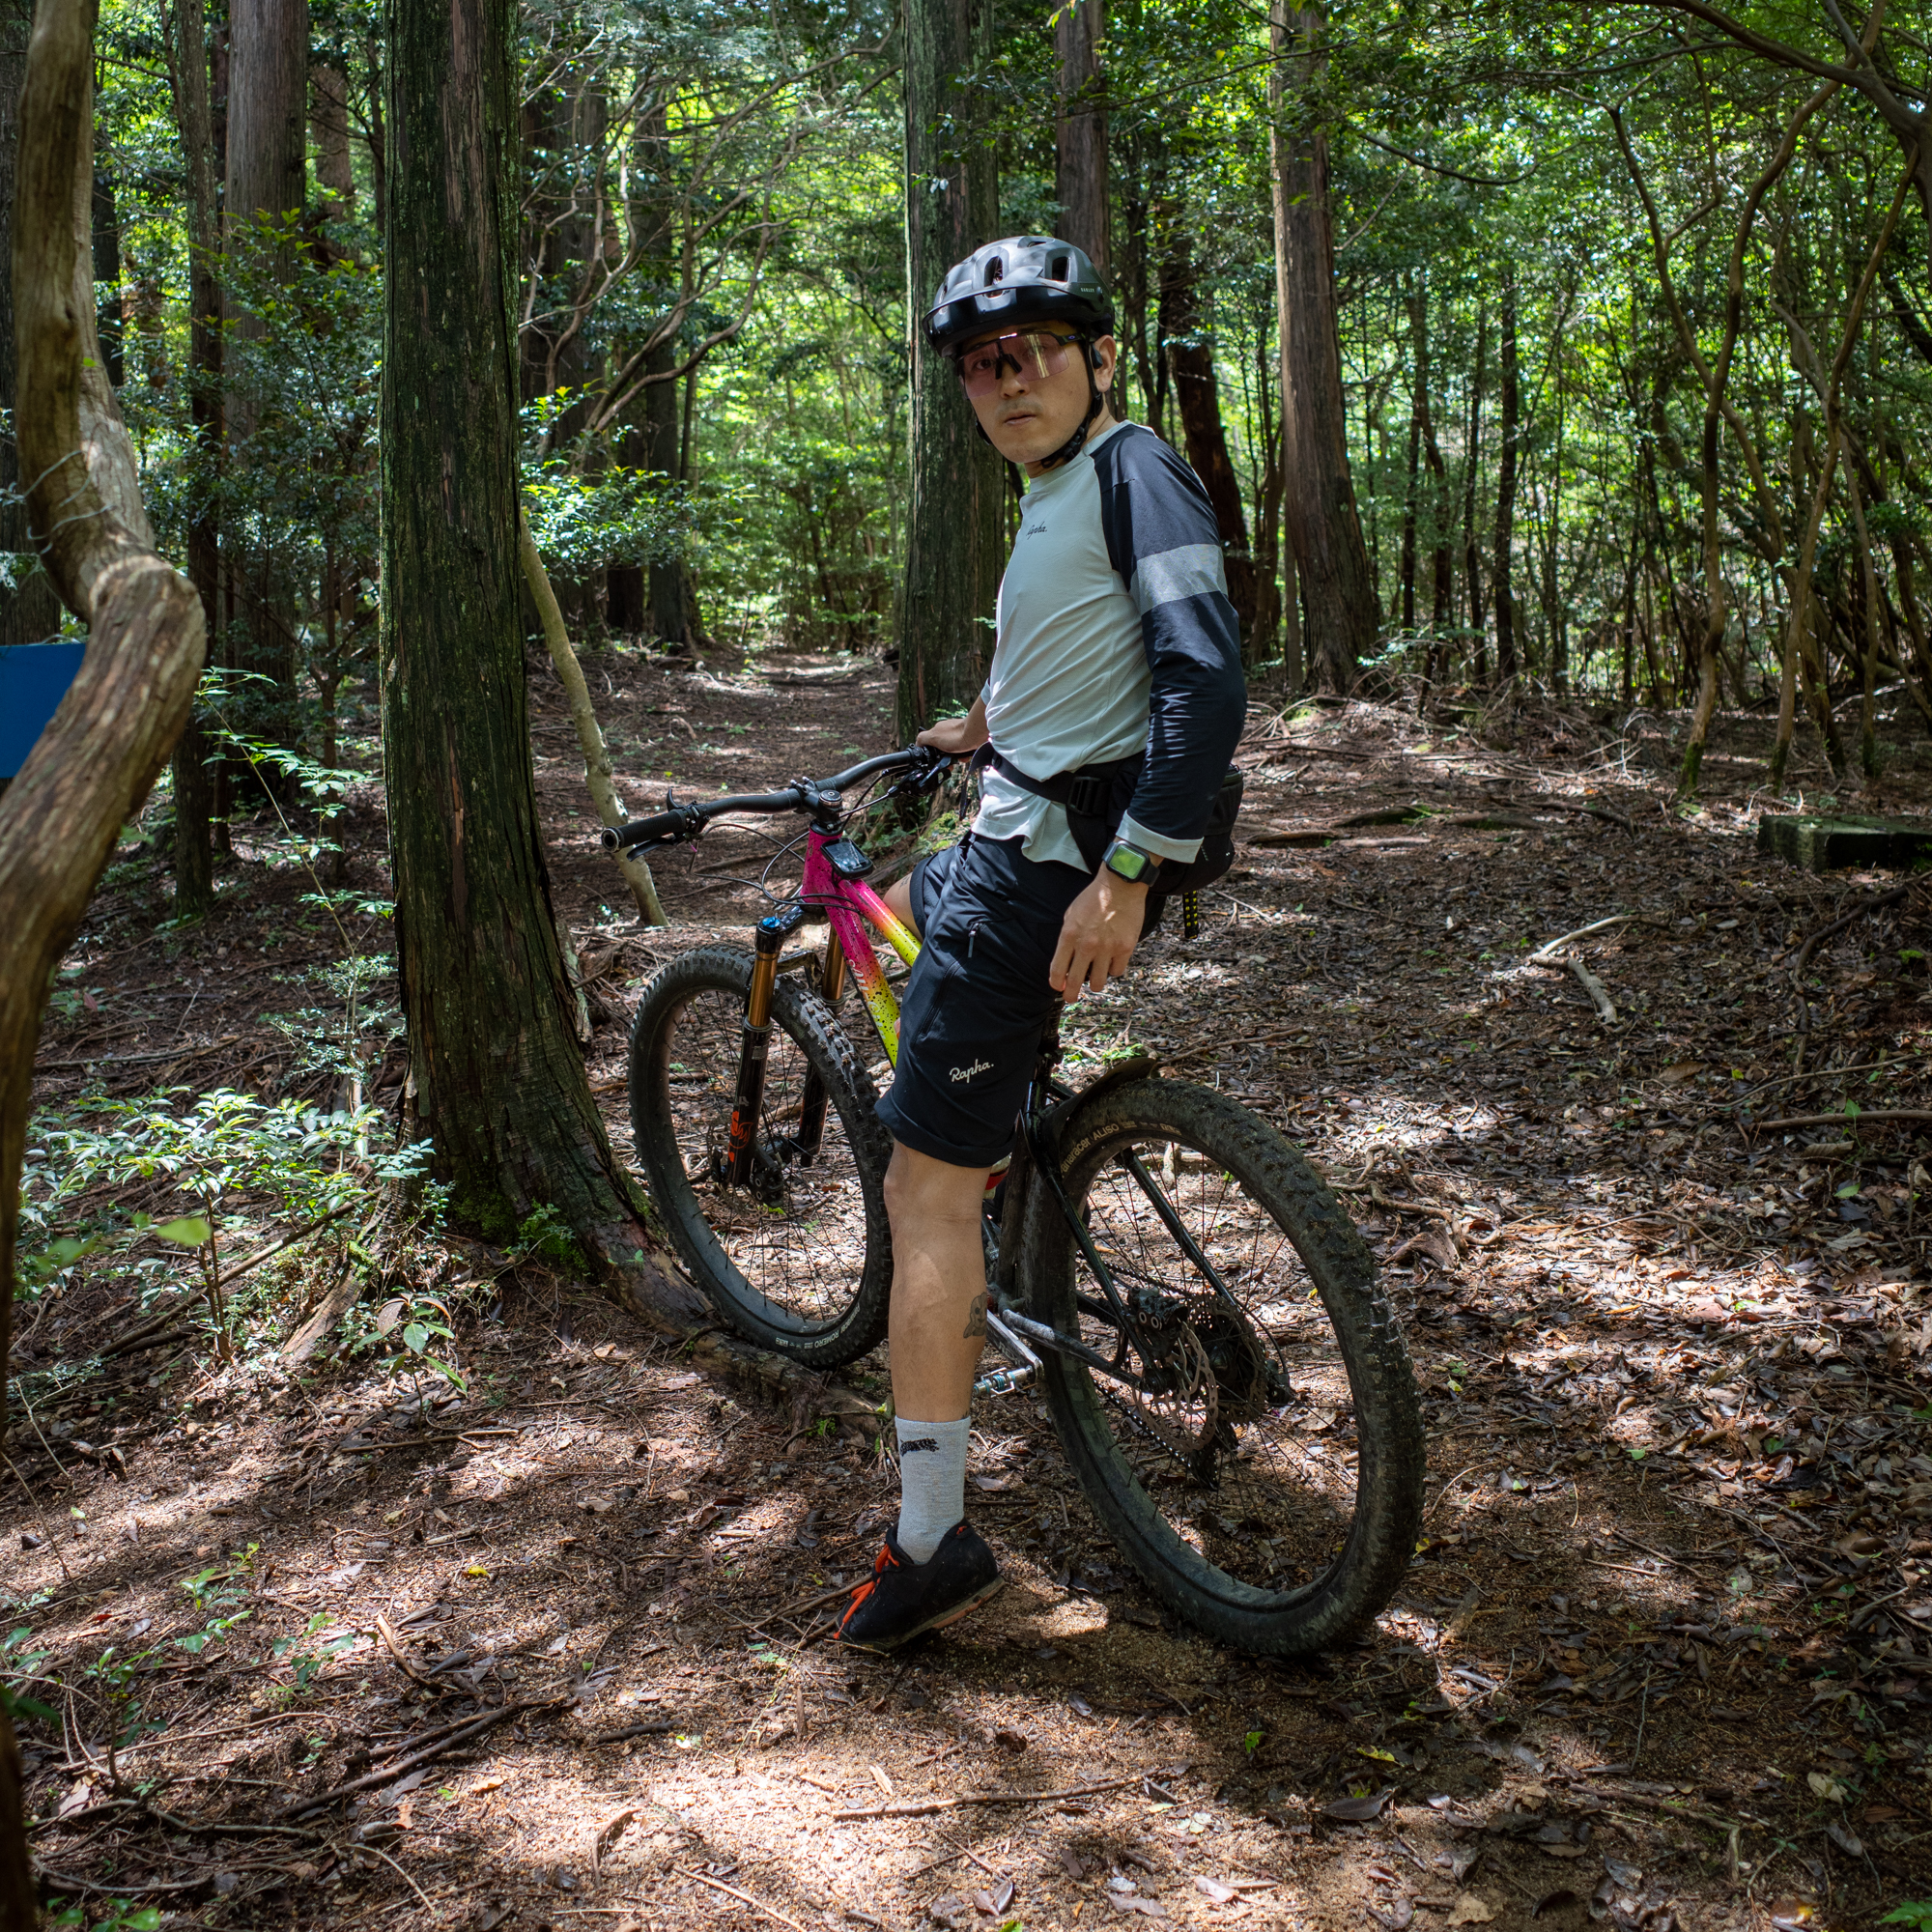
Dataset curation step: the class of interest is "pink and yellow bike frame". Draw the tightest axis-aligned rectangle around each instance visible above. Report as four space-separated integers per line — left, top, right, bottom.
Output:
803 826 921 1065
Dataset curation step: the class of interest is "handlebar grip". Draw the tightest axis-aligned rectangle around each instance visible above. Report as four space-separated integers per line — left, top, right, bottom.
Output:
601 809 692 851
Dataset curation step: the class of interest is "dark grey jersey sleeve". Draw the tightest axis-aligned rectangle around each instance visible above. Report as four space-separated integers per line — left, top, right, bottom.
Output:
1091 426 1247 847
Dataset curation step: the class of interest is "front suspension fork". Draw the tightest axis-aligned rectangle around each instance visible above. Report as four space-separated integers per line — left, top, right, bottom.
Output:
725 904 807 1185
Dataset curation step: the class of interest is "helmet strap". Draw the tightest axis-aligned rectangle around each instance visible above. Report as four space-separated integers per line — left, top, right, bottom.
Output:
1037 338 1105 471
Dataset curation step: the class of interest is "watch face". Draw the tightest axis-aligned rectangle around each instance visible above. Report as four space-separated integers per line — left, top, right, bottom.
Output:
1107 844 1150 881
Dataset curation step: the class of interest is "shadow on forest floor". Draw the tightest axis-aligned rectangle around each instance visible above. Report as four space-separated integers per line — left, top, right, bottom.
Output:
12 651 1932 1930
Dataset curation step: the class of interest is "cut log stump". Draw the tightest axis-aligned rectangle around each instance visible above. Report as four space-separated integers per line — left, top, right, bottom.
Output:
1757 813 1932 873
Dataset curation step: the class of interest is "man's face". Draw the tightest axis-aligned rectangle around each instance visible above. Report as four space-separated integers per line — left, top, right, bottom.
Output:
957 326 1118 473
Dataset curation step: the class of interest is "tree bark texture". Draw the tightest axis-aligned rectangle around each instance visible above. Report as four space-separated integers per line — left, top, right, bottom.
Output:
1268 2 1377 696
223 0 308 764
380 0 699 1316
1162 233 1256 633
1491 265 1520 692
2 1 208 1916
311 60 355 221
224 0 308 408
1055 0 1107 270
161 0 221 912
897 0 1003 737
0 0 62 649
1462 299 1487 685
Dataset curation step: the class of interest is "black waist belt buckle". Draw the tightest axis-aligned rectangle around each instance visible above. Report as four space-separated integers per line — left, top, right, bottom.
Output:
988 748 1135 822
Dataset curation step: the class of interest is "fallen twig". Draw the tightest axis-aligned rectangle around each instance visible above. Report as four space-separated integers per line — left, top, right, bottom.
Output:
675 1864 811 1932
1748 1108 1932 1133
1529 913 1641 960
1788 883 1921 1069
831 1772 1146 1821
1500 794 1636 833
282 1696 561 1819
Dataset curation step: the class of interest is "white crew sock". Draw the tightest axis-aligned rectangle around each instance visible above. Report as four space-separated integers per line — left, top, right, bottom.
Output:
895 1415 970 1564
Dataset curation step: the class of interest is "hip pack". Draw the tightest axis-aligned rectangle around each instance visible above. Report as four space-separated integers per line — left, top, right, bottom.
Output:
981 748 1244 934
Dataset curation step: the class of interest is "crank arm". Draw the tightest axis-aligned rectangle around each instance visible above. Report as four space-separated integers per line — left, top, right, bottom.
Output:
973 1309 1042 1398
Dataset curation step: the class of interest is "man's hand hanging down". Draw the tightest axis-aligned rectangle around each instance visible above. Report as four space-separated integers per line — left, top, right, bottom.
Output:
1050 869 1149 1000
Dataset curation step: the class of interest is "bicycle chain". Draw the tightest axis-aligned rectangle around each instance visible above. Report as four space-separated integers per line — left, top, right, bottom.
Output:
1095 1287 1277 1480
1104 1311 1219 1472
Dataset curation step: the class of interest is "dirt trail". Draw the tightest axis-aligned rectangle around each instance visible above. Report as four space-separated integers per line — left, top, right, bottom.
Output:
13 644 1932 1929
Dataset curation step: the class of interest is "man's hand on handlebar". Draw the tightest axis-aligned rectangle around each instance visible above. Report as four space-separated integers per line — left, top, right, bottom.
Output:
917 697 988 758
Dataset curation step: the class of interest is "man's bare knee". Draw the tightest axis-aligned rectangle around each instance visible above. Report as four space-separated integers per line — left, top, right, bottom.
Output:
885 1144 988 1234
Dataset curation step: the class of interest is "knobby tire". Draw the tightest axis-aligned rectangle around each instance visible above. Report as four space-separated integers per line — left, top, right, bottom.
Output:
628 946 893 1368
1020 1076 1424 1654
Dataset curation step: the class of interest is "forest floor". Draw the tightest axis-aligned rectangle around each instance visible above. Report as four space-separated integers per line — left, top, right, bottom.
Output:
13 638 1932 1932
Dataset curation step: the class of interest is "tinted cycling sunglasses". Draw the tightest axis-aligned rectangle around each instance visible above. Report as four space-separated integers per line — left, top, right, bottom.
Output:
952 328 1087 397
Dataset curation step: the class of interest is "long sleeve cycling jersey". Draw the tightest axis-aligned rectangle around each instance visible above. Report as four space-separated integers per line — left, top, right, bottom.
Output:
975 417 1247 867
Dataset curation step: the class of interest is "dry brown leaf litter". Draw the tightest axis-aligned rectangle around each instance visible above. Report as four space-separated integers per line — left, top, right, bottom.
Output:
11 648 1932 1930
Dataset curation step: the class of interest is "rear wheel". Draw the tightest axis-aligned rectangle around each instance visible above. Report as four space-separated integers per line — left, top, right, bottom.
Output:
629 946 891 1367
1020 1077 1424 1654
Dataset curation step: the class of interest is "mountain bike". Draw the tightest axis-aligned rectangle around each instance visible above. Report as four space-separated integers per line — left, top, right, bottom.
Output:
603 747 1424 1653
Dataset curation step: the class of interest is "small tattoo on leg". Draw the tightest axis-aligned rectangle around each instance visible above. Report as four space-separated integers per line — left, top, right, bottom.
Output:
963 1291 989 1340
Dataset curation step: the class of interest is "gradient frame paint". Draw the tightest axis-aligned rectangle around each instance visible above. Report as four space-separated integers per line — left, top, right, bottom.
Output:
803 827 920 1063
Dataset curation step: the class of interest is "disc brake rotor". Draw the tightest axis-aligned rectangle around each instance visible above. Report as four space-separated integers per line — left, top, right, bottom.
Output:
1116 1311 1217 1466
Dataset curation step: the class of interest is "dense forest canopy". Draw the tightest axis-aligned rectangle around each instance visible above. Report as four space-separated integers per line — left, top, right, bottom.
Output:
29 0 1928 802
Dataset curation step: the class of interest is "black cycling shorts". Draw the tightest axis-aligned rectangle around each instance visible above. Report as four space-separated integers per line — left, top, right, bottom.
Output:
874 835 1088 1170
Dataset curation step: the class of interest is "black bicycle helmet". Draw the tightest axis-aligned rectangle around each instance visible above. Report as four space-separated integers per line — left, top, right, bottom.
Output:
927 237 1116 470
923 236 1114 356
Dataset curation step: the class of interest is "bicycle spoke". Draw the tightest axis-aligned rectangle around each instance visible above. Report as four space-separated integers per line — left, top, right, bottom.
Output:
658 985 873 1329
1069 1133 1359 1594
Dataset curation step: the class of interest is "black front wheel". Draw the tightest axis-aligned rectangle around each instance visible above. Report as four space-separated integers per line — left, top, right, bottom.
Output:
1020 1076 1424 1654
629 946 892 1368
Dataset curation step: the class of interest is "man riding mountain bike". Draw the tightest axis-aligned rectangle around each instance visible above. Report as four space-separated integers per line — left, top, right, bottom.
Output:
837 235 1247 1652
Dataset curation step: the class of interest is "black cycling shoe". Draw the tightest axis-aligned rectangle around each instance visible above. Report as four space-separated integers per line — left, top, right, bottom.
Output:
836 1521 1002 1652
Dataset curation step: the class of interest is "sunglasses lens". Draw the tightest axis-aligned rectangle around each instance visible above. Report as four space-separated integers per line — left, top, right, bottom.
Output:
957 330 1072 396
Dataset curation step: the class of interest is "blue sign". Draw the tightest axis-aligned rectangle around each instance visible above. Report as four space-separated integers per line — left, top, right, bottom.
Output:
0 639 86 778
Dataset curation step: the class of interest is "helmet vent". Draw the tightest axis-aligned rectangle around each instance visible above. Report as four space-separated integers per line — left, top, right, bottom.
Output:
1050 253 1068 281
985 256 1005 285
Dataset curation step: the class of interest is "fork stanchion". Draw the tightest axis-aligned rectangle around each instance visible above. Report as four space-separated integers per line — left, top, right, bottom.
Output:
726 903 808 1186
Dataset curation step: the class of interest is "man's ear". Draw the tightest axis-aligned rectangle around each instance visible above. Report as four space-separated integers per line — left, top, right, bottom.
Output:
1093 335 1118 387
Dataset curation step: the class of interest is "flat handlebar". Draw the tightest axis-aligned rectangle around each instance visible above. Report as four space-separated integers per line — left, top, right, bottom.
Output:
599 745 948 853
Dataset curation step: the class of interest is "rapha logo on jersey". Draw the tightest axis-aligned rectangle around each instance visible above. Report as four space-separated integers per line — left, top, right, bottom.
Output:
1024 521 1048 537
900 1437 940 1454
950 1059 994 1084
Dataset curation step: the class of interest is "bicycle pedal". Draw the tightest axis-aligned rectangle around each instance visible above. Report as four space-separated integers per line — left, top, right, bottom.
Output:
972 1364 1038 1398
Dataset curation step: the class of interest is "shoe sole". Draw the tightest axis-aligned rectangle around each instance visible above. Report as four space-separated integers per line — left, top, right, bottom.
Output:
838 1577 1004 1654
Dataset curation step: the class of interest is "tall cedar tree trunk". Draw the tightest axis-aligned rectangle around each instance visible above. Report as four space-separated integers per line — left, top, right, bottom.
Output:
1117 131 1155 424
1162 234 1257 632
1268 2 1377 695
223 0 309 767
381 0 699 1310
1248 323 1285 665
1400 279 1420 634
161 0 220 912
311 60 354 222
1462 300 1487 685
90 154 121 383
1055 0 1106 271
896 0 1002 736
2 0 208 1910
0 0 62 654
1056 0 1122 424
1491 264 1520 693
